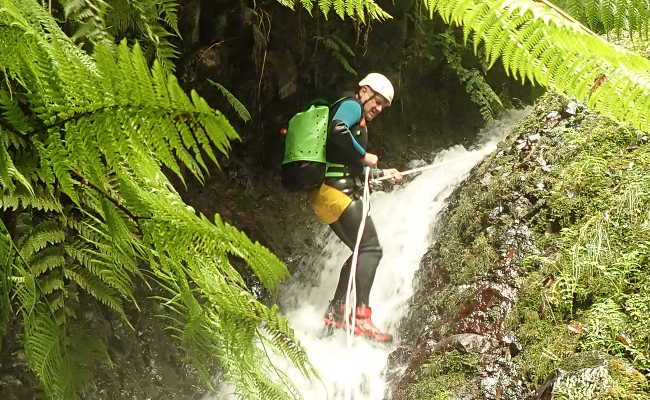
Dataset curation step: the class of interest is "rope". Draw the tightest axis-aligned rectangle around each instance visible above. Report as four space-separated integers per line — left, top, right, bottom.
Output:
344 167 371 342
342 167 371 399
371 164 437 182
371 156 474 183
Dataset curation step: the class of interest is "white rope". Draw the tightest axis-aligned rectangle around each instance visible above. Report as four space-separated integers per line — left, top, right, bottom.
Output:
343 167 371 400
371 157 469 183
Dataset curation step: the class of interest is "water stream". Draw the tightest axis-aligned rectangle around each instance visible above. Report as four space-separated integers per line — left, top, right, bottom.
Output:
208 110 527 400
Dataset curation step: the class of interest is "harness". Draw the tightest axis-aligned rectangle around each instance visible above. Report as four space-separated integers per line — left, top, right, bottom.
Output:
324 98 367 185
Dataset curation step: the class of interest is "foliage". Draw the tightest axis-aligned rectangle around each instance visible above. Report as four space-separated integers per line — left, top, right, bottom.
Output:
511 95 650 383
422 0 650 135
436 30 504 121
404 350 480 400
208 79 253 122
59 0 179 70
276 0 392 22
398 6 506 121
314 33 358 75
0 0 314 399
555 0 650 38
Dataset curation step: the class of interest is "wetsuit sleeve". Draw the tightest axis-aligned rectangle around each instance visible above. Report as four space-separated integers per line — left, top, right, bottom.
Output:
329 100 366 167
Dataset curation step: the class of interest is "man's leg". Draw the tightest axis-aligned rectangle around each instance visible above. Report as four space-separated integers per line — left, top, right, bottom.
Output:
329 200 382 305
328 201 392 342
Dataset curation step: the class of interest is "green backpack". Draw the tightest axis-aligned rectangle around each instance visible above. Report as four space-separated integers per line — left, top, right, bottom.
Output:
281 98 345 191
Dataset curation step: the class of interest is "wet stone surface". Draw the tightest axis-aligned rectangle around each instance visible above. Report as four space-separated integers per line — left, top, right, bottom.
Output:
388 95 584 400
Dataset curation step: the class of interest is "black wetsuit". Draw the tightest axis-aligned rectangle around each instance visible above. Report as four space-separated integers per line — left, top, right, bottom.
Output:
325 98 383 307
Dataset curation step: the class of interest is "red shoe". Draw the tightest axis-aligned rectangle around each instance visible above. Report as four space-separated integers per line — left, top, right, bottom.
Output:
323 303 347 330
354 306 393 343
323 304 393 343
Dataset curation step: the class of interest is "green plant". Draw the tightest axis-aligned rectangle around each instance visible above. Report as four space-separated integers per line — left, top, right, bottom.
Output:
0 1 314 399
277 0 392 22
422 0 650 134
437 30 504 120
314 33 358 75
555 0 650 38
60 0 180 69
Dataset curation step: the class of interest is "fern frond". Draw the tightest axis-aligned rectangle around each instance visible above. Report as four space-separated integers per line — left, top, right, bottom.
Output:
423 0 650 134
17 218 65 259
28 245 65 276
300 0 313 14
23 309 68 399
208 80 252 122
318 0 333 17
283 0 390 21
0 135 33 194
2 2 314 399
555 0 650 37
63 267 124 315
314 34 358 75
60 0 111 44
0 219 14 333
276 0 297 10
105 0 180 70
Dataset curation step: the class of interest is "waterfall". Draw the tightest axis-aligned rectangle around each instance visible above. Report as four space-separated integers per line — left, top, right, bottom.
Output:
208 109 528 400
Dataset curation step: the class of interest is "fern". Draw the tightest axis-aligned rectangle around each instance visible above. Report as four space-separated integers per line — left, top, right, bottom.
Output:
423 0 650 134
438 30 504 120
277 0 392 21
208 79 252 122
555 0 650 38
107 0 180 70
314 34 358 75
0 1 313 398
59 0 111 44
23 309 69 399
0 219 14 334
59 0 180 69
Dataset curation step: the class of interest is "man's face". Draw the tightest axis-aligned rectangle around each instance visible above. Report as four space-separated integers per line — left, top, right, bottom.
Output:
360 86 389 122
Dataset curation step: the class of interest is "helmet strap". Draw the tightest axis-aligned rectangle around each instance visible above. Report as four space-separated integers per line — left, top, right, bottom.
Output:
358 86 377 107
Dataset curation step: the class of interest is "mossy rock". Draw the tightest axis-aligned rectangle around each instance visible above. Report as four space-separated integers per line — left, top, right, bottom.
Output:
536 351 649 400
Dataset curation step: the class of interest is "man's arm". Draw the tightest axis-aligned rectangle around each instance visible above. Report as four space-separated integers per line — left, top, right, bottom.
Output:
328 100 367 167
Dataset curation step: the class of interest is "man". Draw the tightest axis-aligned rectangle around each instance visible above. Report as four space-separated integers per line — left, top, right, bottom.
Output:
309 73 402 342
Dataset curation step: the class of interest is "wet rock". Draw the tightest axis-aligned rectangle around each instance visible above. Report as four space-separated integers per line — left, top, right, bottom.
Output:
564 102 582 116
451 283 516 336
542 111 562 131
535 352 648 400
499 223 538 265
512 195 533 220
434 333 497 354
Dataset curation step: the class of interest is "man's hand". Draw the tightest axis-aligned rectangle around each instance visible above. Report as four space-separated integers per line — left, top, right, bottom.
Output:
382 168 403 183
361 152 378 167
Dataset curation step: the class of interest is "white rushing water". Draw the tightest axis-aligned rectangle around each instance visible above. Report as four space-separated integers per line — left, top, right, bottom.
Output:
207 110 527 400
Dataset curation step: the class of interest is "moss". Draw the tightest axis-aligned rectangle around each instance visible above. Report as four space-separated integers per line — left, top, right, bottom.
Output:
402 90 650 397
603 359 650 400
514 319 580 386
405 350 480 400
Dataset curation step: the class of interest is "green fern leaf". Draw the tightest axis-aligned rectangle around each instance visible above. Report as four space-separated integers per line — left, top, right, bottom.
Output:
23 310 67 400
208 80 252 122
300 0 314 14
318 0 333 17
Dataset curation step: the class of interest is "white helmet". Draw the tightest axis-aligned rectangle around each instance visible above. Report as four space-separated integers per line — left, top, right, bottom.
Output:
358 73 394 105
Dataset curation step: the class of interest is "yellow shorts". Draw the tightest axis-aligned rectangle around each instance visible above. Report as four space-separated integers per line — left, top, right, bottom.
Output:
309 183 352 224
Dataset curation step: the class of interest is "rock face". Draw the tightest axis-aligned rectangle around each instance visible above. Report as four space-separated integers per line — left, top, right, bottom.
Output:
535 352 647 400
389 93 650 400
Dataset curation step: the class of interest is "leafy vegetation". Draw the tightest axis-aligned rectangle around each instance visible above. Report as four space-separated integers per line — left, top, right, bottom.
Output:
0 0 314 398
423 0 650 134
5 0 650 398
59 0 180 69
521 106 650 379
279 0 392 22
